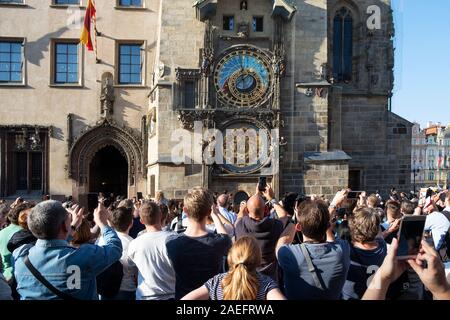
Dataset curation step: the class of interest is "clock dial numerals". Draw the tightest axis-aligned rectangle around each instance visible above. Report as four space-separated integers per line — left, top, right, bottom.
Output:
214 48 273 107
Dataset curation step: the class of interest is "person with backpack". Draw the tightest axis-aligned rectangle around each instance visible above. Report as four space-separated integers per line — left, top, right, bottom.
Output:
98 206 137 300
12 201 122 300
276 190 351 300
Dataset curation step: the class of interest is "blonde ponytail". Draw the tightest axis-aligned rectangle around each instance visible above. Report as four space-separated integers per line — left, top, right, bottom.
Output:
222 236 261 300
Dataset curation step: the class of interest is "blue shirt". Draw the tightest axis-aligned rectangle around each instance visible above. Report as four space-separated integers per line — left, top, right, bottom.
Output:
13 226 122 300
278 239 350 300
218 207 237 225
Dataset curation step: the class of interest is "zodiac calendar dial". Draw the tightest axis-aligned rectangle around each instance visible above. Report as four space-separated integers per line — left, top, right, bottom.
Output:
214 47 273 108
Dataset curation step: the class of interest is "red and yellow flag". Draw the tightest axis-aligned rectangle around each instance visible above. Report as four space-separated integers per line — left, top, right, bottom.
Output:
80 0 96 51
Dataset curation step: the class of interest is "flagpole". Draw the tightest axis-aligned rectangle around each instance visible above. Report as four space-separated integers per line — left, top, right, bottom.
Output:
93 0 100 64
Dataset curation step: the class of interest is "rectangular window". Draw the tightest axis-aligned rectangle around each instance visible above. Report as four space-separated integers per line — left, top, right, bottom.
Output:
252 17 264 32
0 41 23 83
184 81 196 109
54 0 79 4
223 15 234 31
119 0 142 6
54 42 79 84
0 0 24 3
119 43 142 84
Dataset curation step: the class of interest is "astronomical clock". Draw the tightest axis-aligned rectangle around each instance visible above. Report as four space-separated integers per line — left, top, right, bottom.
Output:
214 46 273 108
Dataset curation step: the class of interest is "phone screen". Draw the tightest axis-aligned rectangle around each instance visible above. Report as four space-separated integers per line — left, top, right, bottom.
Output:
87 193 99 215
347 191 359 199
397 216 426 259
258 177 266 192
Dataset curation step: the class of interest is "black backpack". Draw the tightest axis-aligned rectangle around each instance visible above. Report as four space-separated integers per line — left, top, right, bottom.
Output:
96 261 124 299
438 229 450 263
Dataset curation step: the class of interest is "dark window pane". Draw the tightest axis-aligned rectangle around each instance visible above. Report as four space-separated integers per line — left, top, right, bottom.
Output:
55 0 79 4
31 153 42 191
333 8 353 83
252 17 263 32
223 16 234 31
120 0 142 6
184 81 195 109
16 152 27 190
343 16 353 81
333 16 342 81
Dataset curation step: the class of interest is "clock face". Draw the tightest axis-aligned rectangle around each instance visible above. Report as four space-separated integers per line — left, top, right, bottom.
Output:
214 48 273 107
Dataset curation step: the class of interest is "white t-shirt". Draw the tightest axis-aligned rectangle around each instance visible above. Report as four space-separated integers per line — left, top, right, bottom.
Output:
425 211 450 250
117 232 138 292
127 231 176 300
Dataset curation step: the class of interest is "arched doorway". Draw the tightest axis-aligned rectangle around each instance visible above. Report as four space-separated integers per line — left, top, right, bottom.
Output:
89 146 128 198
68 118 145 202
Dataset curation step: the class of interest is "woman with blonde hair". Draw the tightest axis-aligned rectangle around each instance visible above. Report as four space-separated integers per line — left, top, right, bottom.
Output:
182 236 285 300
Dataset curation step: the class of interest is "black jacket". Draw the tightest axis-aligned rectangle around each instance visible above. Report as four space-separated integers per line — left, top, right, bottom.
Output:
7 229 36 253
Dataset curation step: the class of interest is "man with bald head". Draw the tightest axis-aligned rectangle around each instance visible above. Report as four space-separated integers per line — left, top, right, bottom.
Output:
235 188 285 281
216 194 237 225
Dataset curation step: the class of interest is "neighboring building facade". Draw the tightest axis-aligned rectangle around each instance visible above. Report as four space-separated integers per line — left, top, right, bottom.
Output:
0 0 411 202
411 122 450 189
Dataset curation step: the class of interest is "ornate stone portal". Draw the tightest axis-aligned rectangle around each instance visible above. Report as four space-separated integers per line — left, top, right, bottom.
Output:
68 118 145 200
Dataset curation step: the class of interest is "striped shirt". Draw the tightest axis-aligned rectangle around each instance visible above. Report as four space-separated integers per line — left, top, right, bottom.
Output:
204 272 278 300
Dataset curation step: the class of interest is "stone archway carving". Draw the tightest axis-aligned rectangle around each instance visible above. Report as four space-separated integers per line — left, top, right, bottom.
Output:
68 118 144 190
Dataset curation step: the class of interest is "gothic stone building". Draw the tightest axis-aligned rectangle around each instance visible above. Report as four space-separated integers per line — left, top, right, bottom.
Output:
0 0 411 203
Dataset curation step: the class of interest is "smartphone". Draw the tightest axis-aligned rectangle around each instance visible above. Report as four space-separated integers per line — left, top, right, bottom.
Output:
347 191 360 199
396 215 426 260
258 177 267 192
87 193 99 214
439 192 446 202
137 192 143 201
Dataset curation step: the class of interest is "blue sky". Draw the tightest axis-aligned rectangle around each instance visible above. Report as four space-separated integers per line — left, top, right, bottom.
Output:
392 0 450 128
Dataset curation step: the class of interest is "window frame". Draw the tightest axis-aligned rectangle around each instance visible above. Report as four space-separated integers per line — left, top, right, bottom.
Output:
115 0 146 10
332 6 354 83
50 0 82 7
0 37 27 86
223 15 235 32
0 0 26 6
115 40 146 87
252 16 264 33
50 39 84 87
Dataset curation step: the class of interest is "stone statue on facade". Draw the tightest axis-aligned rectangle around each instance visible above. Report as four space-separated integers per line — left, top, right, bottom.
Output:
100 75 115 118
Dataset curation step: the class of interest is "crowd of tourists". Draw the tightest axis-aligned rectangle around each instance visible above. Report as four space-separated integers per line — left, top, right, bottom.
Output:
0 185 449 301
